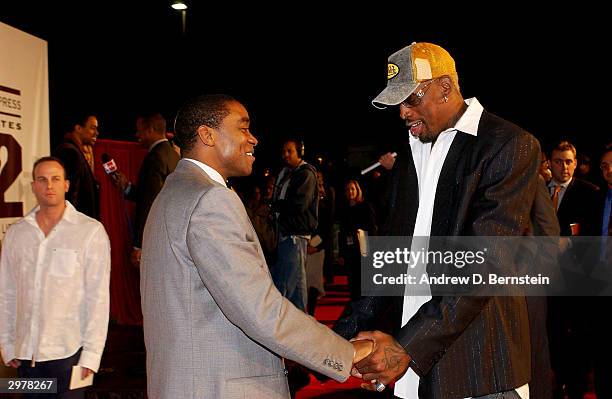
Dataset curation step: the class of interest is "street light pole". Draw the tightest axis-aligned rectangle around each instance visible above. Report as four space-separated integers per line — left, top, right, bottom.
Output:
171 1 188 36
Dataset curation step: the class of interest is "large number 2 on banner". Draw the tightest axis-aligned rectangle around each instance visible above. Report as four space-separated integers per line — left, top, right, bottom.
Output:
0 133 24 218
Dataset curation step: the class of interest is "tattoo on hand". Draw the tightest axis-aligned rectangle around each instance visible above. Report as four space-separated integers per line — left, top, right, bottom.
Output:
382 344 407 372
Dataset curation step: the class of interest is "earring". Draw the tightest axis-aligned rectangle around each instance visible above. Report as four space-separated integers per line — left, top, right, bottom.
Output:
443 96 449 103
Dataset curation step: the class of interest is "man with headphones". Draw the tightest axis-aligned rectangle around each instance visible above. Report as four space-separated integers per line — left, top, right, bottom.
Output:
271 138 318 312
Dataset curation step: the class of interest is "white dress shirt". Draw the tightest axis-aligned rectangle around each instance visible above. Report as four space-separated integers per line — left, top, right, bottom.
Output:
394 98 528 399
0 201 111 372
184 158 227 187
148 138 168 152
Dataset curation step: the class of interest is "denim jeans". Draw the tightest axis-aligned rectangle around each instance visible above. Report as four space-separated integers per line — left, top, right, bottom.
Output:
271 235 308 311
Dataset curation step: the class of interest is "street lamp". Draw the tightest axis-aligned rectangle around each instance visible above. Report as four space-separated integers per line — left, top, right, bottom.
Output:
171 1 188 35
171 1 187 10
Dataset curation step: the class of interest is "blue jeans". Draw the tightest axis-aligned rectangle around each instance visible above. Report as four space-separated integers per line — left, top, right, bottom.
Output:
271 235 308 311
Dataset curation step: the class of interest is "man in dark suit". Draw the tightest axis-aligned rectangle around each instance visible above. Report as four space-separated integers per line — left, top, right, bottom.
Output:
525 175 560 399
548 140 600 236
593 145 612 399
597 145 612 244
113 113 180 266
53 113 100 219
334 42 540 399
546 141 600 398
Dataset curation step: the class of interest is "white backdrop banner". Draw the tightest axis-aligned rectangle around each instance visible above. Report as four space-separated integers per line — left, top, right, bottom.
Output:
0 22 49 242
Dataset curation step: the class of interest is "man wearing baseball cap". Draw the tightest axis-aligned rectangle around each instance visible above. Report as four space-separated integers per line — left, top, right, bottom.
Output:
335 42 542 398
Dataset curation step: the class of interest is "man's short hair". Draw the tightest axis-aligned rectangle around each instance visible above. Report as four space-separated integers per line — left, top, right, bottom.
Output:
68 111 96 131
32 156 66 179
551 140 577 158
139 112 167 135
173 94 236 153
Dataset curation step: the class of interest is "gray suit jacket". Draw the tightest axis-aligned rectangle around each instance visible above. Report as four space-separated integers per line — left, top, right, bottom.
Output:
141 160 353 399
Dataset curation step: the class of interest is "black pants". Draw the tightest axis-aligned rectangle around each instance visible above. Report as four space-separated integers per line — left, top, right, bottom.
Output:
18 348 85 399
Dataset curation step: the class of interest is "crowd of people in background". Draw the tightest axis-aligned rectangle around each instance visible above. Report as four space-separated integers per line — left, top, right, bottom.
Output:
238 140 610 287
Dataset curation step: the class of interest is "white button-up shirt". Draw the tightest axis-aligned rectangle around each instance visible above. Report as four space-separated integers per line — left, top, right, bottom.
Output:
395 97 482 399
0 201 111 372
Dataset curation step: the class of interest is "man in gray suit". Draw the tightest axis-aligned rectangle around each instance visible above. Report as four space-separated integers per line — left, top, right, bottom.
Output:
140 94 371 399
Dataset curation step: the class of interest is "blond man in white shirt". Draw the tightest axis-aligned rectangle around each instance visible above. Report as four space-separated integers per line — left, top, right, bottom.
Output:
0 156 110 398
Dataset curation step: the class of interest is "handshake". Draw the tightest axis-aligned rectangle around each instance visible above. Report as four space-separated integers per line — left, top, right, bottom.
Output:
347 331 412 392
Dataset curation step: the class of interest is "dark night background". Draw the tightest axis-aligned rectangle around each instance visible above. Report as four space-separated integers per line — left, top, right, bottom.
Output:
2 2 609 177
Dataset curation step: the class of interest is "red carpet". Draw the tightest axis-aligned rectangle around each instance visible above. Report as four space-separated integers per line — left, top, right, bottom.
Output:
296 374 370 399
295 276 378 399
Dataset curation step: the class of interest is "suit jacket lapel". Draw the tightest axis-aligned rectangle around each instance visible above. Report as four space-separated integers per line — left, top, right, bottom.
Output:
431 132 473 236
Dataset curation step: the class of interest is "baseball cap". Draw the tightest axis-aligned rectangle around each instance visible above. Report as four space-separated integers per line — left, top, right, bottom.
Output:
372 42 457 109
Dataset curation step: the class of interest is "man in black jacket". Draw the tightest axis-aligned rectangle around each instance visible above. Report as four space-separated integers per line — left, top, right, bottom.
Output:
548 140 600 236
546 140 600 398
53 113 100 219
594 145 612 398
112 113 179 266
270 139 318 312
334 42 539 399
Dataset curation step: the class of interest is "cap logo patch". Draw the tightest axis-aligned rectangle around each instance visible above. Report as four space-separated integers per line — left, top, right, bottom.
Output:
414 58 433 80
387 63 399 80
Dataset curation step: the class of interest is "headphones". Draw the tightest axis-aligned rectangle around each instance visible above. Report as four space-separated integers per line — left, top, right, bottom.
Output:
287 139 305 158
